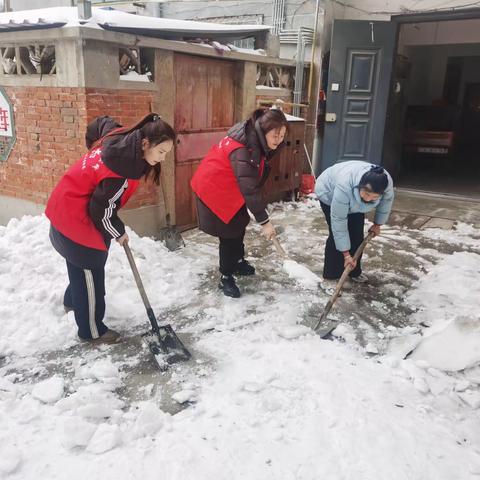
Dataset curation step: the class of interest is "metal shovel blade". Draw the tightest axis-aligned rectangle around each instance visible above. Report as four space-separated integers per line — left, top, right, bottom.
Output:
314 319 339 339
158 227 184 252
313 233 374 339
143 324 191 370
313 301 339 338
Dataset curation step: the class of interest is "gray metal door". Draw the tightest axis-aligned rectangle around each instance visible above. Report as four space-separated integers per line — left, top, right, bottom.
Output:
321 20 397 171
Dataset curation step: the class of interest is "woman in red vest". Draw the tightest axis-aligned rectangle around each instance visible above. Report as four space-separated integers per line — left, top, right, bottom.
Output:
191 108 288 298
46 114 175 344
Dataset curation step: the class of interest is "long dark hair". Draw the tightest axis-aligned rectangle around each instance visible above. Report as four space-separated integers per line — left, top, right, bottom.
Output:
249 108 289 135
94 113 176 185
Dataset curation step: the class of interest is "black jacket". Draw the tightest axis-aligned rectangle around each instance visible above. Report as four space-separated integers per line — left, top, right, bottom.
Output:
196 120 281 239
88 118 147 243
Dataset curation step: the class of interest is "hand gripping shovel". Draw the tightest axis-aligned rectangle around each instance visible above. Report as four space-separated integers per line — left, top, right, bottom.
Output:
124 244 191 369
314 232 374 338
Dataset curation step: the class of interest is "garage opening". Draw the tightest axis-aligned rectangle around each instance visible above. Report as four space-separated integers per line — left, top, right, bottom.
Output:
385 17 480 199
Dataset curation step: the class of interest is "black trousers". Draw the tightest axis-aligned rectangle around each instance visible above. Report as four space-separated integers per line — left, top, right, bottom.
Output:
320 201 364 280
219 232 246 276
64 260 108 340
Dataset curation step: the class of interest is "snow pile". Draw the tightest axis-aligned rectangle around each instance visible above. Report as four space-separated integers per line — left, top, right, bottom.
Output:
407 251 480 328
409 316 480 371
0 215 205 358
394 251 480 371
282 259 321 288
32 376 64 404
384 354 480 412
0 446 22 475
119 71 151 82
1 209 480 479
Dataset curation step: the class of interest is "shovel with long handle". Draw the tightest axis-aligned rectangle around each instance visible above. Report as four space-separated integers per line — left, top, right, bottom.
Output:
158 174 185 251
271 235 324 287
314 232 374 337
271 236 289 258
123 244 191 369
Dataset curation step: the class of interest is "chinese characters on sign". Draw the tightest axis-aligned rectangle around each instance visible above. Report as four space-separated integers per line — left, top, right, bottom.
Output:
0 107 11 135
0 87 15 161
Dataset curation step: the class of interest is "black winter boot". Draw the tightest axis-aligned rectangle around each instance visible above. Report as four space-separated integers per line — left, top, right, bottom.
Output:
234 259 255 276
218 275 241 298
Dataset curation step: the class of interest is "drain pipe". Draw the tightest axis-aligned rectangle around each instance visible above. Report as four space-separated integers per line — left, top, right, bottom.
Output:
310 0 323 176
292 28 313 117
293 30 306 117
272 0 285 35
307 0 321 102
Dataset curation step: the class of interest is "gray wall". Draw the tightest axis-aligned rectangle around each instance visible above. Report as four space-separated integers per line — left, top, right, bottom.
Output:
9 0 73 9
160 0 319 31
6 0 319 30
405 44 480 106
330 0 479 21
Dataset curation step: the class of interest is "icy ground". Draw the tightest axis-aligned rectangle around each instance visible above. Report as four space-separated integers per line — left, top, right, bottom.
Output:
1 198 480 479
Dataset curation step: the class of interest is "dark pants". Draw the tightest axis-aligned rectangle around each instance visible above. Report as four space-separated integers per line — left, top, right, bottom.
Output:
64 260 108 340
219 233 246 276
320 201 364 280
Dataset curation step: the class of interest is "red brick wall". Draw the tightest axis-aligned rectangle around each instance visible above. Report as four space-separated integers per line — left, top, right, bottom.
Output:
0 87 87 204
0 86 159 210
85 88 157 210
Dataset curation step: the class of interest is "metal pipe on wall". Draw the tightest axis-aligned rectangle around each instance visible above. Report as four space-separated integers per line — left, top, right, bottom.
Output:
307 0 321 102
293 28 313 117
293 29 305 116
272 0 286 35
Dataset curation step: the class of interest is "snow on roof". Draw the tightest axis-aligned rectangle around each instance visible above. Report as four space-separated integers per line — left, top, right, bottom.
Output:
0 7 270 38
0 7 82 30
284 113 305 122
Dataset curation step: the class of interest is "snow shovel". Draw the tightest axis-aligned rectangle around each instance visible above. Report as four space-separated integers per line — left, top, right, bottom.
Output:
271 236 322 286
313 232 374 338
123 244 191 369
271 236 288 258
158 176 184 251
159 212 185 252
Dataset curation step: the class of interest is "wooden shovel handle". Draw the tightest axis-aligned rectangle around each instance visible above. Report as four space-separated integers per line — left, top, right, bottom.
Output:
314 232 374 331
271 236 289 259
330 231 374 300
123 244 153 311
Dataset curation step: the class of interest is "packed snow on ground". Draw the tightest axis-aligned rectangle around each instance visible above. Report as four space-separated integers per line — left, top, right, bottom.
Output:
1 201 480 479
400 251 480 371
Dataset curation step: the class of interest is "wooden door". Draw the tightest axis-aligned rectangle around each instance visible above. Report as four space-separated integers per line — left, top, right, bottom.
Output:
174 54 236 229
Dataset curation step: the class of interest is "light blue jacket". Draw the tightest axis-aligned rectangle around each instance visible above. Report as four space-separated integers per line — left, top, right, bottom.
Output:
315 161 394 252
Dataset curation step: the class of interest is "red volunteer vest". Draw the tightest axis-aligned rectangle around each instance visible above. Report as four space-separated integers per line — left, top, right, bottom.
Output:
191 136 265 224
45 147 140 251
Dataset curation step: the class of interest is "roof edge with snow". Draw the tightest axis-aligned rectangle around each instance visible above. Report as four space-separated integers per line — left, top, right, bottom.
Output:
0 6 270 40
